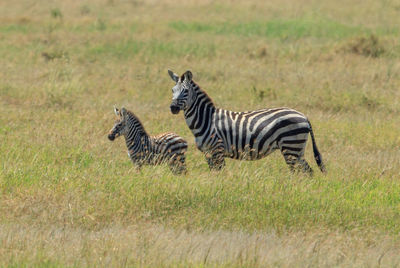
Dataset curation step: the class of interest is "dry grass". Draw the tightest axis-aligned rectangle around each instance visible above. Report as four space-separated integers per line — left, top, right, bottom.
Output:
338 34 386 57
1 0 400 266
2 223 400 267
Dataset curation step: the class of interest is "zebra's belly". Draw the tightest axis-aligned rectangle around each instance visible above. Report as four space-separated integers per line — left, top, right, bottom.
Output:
195 136 216 153
131 152 169 165
224 140 279 160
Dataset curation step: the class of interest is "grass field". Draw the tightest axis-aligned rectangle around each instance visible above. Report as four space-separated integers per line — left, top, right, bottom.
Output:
1 0 400 266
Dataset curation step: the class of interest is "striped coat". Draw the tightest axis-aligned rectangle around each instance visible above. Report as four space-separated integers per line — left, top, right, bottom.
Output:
108 107 187 174
168 70 325 174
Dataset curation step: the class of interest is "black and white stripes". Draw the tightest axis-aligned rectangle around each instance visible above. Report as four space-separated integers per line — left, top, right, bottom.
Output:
168 70 325 174
108 107 187 174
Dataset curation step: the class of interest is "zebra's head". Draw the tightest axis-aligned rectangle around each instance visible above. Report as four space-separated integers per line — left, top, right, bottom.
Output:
108 106 128 141
168 70 195 114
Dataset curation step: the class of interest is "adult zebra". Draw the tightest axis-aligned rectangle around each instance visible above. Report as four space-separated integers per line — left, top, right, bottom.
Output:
108 106 187 174
168 70 326 174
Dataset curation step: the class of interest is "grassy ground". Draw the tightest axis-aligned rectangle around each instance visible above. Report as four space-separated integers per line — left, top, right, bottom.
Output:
1 0 400 266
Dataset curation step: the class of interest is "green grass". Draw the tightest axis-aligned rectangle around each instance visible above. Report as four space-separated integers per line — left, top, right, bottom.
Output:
86 39 216 59
0 24 35 33
169 17 367 39
1 123 400 233
1 0 400 266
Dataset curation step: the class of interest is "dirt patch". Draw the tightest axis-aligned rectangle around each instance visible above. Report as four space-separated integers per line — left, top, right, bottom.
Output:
338 35 385 58
249 45 268 59
41 50 68 61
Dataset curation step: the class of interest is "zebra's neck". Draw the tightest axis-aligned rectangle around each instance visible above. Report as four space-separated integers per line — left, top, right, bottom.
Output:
123 111 150 154
183 81 216 137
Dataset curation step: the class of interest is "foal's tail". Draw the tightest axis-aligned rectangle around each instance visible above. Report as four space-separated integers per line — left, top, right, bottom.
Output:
308 120 326 173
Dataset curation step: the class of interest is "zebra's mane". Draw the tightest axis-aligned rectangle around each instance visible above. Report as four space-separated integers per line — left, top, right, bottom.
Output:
191 80 216 108
125 109 148 136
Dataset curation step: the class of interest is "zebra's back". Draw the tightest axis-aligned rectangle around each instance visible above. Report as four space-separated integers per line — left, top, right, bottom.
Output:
213 107 310 160
151 132 188 157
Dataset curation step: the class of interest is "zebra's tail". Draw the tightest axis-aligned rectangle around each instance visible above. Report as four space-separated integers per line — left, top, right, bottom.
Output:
308 120 326 173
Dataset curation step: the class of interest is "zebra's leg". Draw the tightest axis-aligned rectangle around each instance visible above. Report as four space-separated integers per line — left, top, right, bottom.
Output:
206 146 225 170
131 159 142 172
288 145 313 175
281 152 298 173
205 154 213 167
206 155 225 170
279 138 312 174
281 150 314 175
177 154 187 174
169 153 187 175
298 158 314 176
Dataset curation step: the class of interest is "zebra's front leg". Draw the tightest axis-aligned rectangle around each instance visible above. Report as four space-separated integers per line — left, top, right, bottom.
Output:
205 147 225 171
130 158 143 172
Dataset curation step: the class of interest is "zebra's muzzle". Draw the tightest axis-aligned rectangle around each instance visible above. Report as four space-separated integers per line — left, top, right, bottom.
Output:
170 105 180 114
108 134 116 141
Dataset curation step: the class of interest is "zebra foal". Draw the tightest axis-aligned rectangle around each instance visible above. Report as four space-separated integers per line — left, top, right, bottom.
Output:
168 70 326 175
108 106 188 174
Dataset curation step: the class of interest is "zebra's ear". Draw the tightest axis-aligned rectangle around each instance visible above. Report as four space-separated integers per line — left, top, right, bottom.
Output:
121 107 127 118
168 70 179 83
184 70 192 82
114 105 120 116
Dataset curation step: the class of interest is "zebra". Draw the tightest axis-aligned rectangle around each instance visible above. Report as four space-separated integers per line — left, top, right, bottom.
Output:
168 70 326 175
108 106 188 174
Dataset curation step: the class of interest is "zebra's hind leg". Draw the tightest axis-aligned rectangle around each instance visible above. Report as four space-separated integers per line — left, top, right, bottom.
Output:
281 153 298 173
298 158 314 176
169 153 187 175
282 153 314 175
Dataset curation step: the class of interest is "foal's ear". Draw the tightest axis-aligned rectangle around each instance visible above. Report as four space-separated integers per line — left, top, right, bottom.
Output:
183 70 192 82
120 107 128 118
168 69 179 83
114 105 120 116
